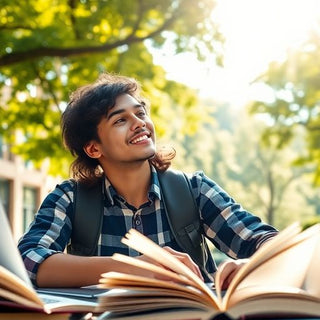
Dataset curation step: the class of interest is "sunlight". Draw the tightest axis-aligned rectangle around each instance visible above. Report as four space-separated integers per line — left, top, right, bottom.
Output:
215 0 320 79
153 0 320 108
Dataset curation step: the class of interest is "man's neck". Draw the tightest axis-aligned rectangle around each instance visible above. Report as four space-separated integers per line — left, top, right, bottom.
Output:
103 161 152 208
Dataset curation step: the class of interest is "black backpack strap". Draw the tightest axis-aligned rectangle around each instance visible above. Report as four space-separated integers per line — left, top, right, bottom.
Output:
157 169 211 273
67 178 104 256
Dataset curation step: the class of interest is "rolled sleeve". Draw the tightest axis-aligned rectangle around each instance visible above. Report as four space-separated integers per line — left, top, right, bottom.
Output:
18 179 75 286
23 248 60 285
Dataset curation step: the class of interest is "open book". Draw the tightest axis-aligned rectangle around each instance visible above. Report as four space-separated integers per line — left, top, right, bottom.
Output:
97 223 320 320
0 199 103 317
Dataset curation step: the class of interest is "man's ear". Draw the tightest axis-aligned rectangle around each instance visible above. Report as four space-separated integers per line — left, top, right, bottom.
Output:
83 141 101 159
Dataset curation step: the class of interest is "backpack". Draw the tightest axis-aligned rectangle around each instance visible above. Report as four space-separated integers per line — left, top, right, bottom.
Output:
67 169 214 280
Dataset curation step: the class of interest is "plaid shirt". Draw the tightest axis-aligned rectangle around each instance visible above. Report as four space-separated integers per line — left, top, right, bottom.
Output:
18 167 277 285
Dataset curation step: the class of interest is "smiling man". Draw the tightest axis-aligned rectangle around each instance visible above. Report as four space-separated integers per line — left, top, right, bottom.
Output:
18 73 278 289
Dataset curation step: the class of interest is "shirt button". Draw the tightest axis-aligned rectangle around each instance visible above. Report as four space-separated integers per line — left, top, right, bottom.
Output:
135 219 141 226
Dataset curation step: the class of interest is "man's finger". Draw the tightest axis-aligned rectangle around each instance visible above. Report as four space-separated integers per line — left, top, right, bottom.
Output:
163 246 203 280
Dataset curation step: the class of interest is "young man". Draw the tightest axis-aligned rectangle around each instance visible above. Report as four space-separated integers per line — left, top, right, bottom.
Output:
18 73 278 289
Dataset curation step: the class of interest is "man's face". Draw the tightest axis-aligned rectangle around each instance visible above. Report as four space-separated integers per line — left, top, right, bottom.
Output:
94 93 156 166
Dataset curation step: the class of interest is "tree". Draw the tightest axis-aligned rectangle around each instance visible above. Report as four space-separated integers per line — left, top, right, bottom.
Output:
249 28 320 185
0 0 223 175
173 99 319 229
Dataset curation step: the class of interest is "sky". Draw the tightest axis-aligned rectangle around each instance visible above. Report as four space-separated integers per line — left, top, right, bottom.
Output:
152 0 320 108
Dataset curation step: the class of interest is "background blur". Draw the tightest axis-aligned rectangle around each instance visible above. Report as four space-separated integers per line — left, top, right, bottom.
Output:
1 0 320 242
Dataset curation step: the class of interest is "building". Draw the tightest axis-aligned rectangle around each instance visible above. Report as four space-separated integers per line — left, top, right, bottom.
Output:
0 136 58 242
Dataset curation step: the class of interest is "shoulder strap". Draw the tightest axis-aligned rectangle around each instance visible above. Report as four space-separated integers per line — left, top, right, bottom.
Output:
67 179 104 256
157 169 208 270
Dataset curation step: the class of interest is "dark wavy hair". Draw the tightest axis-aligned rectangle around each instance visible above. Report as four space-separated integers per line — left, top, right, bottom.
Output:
61 73 175 184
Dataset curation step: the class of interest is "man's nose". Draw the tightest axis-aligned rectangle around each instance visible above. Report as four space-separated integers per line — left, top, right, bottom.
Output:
131 115 146 131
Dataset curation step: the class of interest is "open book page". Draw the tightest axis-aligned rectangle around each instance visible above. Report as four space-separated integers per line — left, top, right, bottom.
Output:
0 265 43 307
223 231 319 309
121 228 220 309
0 266 98 314
97 288 216 319
0 202 34 286
97 297 212 320
303 233 320 296
227 283 320 313
99 271 214 307
215 222 300 301
0 288 44 311
0 313 71 320
110 253 195 286
218 223 320 310
227 291 320 320
216 223 319 305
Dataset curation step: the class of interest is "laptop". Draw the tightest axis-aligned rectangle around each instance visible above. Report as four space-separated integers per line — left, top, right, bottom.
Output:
0 199 34 285
0 198 107 313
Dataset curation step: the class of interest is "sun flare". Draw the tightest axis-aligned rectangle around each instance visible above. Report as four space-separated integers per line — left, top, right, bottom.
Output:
153 0 320 107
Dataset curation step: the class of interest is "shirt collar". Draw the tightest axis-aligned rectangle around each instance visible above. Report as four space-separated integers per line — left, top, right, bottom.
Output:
103 165 162 206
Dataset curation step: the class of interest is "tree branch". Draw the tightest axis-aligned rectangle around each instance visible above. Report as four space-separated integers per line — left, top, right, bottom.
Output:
68 0 81 40
0 25 34 31
0 5 179 67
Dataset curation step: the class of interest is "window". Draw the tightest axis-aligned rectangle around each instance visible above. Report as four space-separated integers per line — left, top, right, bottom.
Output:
0 178 10 216
23 186 38 232
0 136 13 161
0 136 4 159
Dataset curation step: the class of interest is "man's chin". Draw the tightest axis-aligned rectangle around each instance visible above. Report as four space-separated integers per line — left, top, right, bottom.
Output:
134 150 156 162
147 151 156 160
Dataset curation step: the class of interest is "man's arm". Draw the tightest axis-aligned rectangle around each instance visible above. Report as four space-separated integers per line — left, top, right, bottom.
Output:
36 247 203 287
37 254 128 287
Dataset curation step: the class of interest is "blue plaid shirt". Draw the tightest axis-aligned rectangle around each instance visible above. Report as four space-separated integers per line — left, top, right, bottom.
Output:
18 167 277 285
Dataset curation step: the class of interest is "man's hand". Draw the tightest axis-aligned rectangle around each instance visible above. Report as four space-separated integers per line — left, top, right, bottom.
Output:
217 259 249 290
137 246 203 281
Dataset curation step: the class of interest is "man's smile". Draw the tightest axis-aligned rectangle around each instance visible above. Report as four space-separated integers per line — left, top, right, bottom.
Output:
129 132 152 144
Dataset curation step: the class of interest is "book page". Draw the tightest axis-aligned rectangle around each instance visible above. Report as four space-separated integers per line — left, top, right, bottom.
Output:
224 233 319 309
0 313 71 320
227 290 320 319
215 223 301 300
110 253 195 286
0 288 43 310
303 233 320 296
216 223 310 299
99 271 214 306
0 202 34 286
97 287 215 318
120 229 221 309
97 290 213 320
0 265 43 306
219 223 320 310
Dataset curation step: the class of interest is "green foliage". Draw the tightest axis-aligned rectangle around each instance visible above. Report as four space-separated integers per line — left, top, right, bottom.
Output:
249 29 320 185
0 0 223 177
173 99 320 229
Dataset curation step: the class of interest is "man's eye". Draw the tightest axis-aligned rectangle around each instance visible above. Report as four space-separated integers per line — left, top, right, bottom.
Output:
137 111 146 117
114 118 125 124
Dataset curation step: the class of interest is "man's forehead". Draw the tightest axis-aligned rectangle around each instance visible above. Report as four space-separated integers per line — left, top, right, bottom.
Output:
114 93 140 106
106 97 145 119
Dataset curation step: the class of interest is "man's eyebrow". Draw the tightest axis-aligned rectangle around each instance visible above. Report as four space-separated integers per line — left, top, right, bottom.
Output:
107 103 145 120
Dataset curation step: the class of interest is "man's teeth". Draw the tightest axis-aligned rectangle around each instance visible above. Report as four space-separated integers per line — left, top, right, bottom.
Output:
131 135 148 144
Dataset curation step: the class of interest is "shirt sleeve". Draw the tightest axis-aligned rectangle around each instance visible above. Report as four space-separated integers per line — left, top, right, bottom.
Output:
189 171 278 259
17 180 75 286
